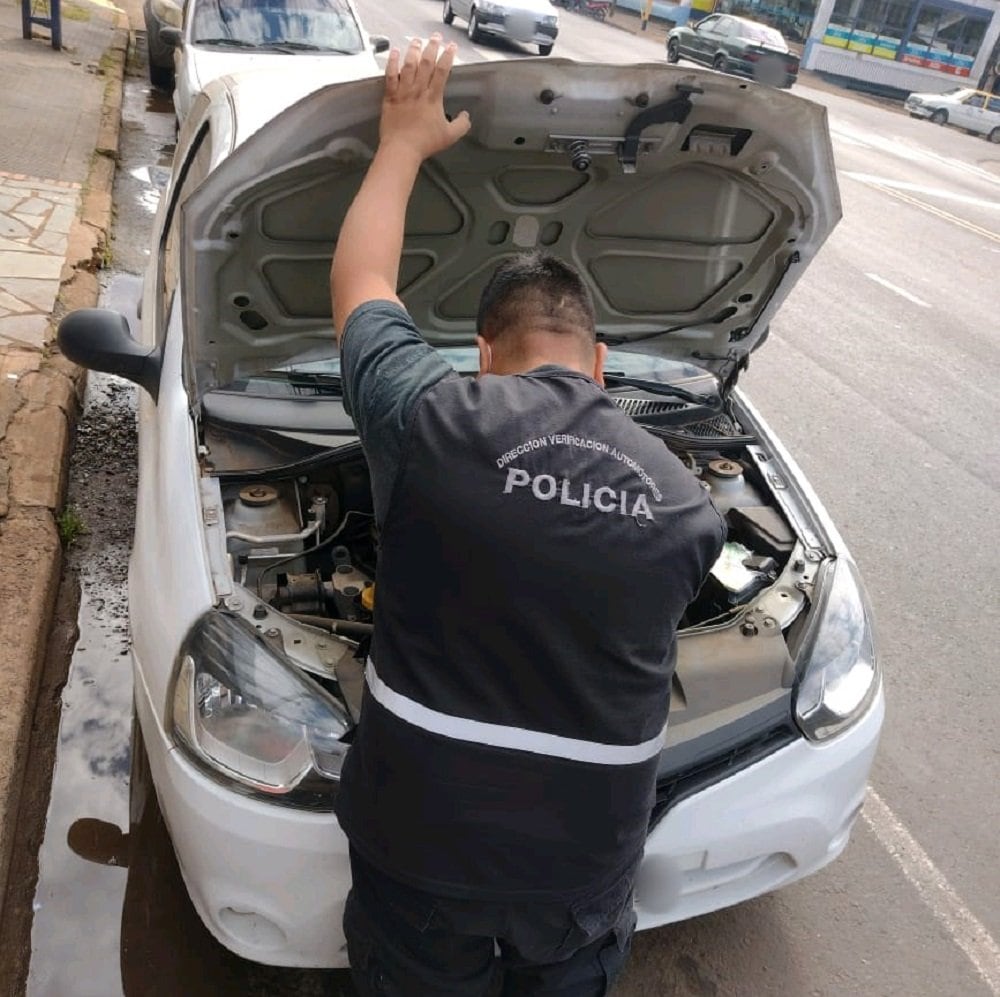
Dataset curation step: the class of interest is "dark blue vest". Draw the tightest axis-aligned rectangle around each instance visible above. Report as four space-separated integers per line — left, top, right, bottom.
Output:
336 367 725 901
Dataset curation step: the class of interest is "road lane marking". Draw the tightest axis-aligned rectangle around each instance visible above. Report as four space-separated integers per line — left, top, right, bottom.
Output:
471 45 506 62
843 172 1000 212
830 122 1000 188
853 179 1000 245
864 273 931 309
863 788 1000 995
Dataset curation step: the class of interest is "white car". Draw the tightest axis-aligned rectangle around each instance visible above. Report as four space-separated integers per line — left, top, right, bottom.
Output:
443 0 559 55
157 0 388 123
59 60 883 968
904 86 1000 142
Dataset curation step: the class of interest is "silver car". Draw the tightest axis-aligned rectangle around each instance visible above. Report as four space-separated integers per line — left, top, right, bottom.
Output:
443 0 559 55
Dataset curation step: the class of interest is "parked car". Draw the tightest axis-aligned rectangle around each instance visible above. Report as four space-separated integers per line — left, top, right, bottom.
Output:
666 14 799 88
142 0 185 89
58 59 882 968
443 0 559 55
904 87 1000 142
157 0 389 123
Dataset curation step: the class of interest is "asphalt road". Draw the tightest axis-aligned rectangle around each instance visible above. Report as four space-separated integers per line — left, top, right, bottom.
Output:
19 2 1000 995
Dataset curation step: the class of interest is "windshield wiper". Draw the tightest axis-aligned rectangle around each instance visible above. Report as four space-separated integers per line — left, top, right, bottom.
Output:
283 371 343 394
194 37 258 47
244 371 344 395
256 41 357 53
603 373 718 407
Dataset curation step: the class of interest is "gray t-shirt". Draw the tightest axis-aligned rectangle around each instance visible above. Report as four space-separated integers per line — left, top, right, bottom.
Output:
340 300 455 523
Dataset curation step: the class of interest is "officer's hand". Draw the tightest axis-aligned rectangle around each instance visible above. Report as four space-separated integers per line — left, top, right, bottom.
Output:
380 35 471 163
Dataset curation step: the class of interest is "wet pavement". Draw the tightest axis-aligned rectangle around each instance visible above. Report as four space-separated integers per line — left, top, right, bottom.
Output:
27 367 137 997
21 40 355 997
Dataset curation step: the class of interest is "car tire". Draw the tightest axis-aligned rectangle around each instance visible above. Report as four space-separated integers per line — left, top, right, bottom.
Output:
989 127 1000 144
443 0 454 25
713 53 728 74
930 109 947 124
539 42 553 55
147 38 173 90
468 8 483 42
666 38 679 63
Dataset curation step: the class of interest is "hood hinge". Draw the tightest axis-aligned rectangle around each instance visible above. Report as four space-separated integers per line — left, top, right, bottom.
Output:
620 83 702 173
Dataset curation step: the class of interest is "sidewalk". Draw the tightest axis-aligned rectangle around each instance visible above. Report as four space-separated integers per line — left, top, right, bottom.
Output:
0 0 127 917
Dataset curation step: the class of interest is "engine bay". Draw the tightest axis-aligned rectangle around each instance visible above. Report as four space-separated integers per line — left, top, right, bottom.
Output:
201 401 813 729
218 407 795 638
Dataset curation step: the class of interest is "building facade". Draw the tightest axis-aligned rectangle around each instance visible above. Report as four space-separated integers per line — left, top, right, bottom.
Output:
802 0 1000 92
615 0 1000 93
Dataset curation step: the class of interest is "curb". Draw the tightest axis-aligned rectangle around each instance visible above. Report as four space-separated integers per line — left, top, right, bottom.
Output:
0 11 129 918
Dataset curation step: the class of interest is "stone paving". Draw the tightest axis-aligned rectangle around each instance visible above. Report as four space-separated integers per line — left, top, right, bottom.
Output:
0 171 83 350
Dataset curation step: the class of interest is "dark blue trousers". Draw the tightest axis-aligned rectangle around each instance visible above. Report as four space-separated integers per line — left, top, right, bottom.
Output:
344 848 637 996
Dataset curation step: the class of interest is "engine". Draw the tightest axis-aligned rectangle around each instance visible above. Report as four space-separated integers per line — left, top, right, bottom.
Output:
217 432 797 638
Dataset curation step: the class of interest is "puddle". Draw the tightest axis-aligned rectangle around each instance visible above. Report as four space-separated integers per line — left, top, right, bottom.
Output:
145 87 174 116
24 61 349 997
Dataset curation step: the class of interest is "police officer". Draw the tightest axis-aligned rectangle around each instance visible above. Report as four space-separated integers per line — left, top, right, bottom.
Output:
330 36 726 996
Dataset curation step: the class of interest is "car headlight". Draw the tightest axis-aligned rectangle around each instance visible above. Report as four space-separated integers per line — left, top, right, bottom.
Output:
794 558 879 742
478 1 502 14
171 611 351 810
542 13 558 25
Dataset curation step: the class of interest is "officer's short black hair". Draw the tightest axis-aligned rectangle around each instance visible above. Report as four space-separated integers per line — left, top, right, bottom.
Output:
476 253 596 344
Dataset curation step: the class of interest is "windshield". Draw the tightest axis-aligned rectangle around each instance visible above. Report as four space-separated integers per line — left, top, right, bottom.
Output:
191 0 363 52
224 348 715 396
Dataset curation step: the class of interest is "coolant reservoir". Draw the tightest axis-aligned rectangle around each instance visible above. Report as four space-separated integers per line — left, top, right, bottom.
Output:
701 459 762 515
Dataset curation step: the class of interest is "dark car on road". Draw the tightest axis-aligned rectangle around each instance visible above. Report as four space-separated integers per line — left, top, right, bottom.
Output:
666 14 799 88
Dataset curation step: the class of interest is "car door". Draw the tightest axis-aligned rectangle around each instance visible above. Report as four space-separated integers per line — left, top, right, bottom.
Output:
688 15 722 64
715 17 746 63
961 93 987 134
988 97 1000 138
947 91 976 128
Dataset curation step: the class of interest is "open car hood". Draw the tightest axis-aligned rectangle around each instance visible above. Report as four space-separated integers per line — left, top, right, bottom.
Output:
183 60 840 401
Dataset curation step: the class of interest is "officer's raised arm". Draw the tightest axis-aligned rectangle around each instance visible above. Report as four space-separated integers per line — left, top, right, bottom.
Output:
330 35 471 339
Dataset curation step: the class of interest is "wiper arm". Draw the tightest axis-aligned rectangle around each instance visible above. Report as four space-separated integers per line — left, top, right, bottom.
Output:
283 371 344 395
257 41 357 53
603 373 718 407
194 37 259 48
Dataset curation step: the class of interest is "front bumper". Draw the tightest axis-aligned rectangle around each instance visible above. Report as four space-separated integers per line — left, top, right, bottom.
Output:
637 683 884 927
137 653 883 968
905 101 933 118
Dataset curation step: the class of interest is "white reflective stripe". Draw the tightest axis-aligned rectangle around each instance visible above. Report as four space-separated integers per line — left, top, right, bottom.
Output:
365 660 665 766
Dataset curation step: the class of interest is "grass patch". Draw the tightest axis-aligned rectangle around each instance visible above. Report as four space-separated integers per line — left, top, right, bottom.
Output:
57 506 87 547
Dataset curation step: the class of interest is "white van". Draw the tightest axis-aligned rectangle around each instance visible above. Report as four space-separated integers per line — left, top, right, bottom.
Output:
905 86 1000 142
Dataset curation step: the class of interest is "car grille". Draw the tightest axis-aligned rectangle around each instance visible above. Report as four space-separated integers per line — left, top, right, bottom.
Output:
648 722 799 830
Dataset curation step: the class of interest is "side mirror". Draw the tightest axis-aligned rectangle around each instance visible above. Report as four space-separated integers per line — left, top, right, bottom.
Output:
370 34 390 54
151 0 184 28
160 26 184 48
58 309 162 401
